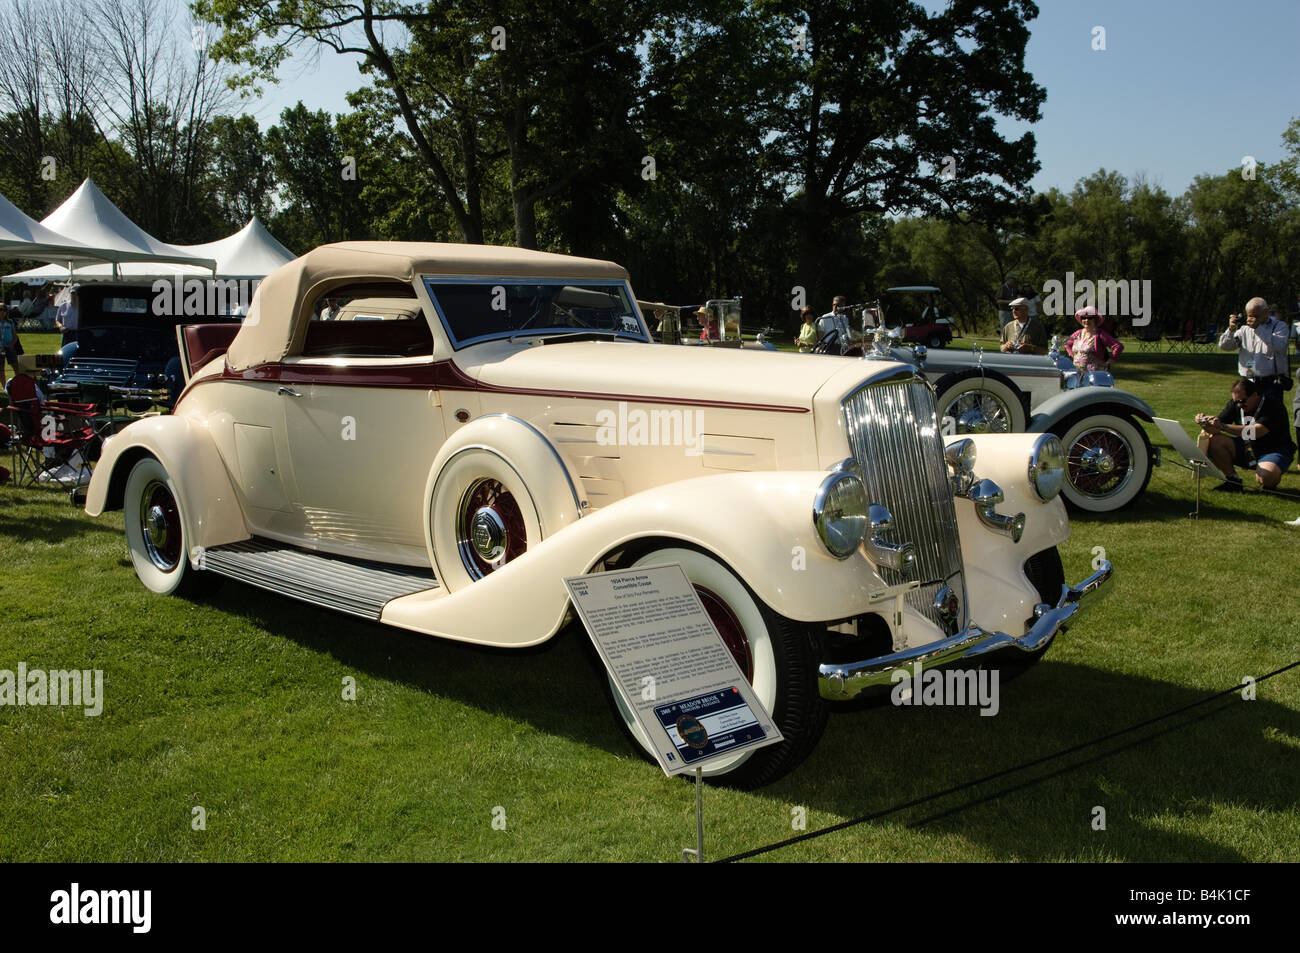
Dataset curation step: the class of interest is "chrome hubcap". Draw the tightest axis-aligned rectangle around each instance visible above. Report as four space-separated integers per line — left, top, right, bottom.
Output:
470 507 507 562
958 407 991 433
457 478 527 579
146 505 170 549
1079 446 1115 474
1066 427 1134 498
138 480 181 572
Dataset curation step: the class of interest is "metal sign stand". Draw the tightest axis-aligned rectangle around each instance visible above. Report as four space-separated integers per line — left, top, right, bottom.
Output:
1190 459 1208 518
682 767 704 863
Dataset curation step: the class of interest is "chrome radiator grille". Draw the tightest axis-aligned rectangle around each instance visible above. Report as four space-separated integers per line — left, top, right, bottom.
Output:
842 374 965 630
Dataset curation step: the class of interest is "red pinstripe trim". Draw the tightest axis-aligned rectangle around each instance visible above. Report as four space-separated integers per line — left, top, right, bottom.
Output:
176 358 811 414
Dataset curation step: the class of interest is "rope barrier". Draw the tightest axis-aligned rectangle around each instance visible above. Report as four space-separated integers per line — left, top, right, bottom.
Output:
713 660 1298 863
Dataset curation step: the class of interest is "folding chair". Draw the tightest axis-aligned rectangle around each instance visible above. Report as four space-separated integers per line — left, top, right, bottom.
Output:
1135 329 1162 352
0 416 13 485
1165 320 1194 353
4 374 99 489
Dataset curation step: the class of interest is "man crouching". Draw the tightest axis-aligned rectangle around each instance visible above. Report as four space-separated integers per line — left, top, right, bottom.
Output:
1196 377 1295 492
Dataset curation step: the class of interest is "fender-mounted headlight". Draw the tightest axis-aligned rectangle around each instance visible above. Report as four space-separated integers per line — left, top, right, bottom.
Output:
1028 433 1067 502
813 471 869 559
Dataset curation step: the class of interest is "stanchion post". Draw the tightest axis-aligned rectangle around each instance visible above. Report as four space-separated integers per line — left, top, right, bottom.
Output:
682 767 704 862
1190 460 1206 518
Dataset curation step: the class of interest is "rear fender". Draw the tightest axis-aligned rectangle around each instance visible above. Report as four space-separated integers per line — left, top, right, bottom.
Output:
85 414 248 554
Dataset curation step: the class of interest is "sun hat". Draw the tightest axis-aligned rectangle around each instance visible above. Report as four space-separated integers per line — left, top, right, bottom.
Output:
1075 305 1103 324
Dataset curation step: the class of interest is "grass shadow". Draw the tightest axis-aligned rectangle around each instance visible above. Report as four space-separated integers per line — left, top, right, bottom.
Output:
202 579 1298 862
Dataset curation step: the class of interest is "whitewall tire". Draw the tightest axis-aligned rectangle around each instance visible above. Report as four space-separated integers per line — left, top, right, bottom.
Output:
123 456 201 596
607 546 827 789
428 448 543 591
1054 412 1152 512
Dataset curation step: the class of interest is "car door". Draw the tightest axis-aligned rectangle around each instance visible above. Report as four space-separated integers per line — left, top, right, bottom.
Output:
278 287 447 567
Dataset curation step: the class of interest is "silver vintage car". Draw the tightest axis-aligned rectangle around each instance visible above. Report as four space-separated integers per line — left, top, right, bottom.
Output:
854 331 1158 513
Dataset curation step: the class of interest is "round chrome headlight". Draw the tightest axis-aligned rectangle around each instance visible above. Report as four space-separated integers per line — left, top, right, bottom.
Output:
813 471 869 559
1028 433 1067 502
944 437 977 474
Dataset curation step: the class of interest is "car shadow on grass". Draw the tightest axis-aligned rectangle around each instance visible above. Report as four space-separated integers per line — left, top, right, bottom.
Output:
772 658 1300 862
1068 481 1300 529
206 579 1298 861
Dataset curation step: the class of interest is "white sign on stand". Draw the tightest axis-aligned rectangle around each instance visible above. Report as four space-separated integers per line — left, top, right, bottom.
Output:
564 563 783 777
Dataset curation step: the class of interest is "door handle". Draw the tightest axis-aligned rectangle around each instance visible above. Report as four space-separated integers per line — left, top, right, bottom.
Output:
277 386 302 398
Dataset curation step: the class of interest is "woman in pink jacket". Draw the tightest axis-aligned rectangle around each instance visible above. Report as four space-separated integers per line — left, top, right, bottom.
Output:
1065 306 1123 371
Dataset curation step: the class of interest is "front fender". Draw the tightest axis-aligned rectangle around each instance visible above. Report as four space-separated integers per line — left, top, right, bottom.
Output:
954 433 1071 626
1028 388 1155 431
85 415 248 552
384 470 892 646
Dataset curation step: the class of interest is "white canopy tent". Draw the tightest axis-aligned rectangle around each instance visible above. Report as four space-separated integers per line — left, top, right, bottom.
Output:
5 216 295 283
0 190 153 266
1 178 216 280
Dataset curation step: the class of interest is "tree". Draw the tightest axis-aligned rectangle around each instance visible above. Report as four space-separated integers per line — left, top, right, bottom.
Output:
265 104 368 249
209 115 274 228
92 0 234 241
764 0 1045 293
196 0 665 249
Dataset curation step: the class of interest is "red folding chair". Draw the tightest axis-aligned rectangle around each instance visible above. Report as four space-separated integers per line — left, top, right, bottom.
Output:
4 374 99 489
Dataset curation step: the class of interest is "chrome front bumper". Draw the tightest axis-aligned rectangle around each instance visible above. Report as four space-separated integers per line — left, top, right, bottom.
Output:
817 559 1113 701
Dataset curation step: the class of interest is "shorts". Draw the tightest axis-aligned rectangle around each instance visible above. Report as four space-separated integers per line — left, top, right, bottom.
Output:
1232 437 1294 471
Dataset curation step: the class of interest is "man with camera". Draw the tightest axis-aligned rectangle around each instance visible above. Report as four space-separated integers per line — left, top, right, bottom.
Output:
1196 376 1294 492
999 297 1048 355
1218 297 1289 399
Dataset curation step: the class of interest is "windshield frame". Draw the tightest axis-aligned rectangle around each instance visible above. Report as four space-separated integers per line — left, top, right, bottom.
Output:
420 274 650 350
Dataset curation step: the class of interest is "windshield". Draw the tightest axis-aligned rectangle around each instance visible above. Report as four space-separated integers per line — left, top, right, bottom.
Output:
74 324 176 363
422 277 648 348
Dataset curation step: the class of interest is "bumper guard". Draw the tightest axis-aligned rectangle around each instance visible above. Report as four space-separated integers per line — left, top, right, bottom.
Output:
818 559 1113 701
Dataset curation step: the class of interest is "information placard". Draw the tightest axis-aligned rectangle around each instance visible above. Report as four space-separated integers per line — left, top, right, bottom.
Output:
564 563 782 777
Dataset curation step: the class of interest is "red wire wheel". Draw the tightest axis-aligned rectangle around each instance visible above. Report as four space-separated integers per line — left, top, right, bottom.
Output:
457 478 528 579
140 479 183 572
694 585 753 681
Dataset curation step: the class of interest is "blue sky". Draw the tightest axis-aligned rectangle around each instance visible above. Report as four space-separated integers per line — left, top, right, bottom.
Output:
244 0 1300 199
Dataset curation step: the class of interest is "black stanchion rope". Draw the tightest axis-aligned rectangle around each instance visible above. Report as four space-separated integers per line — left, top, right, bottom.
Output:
713 659 1298 863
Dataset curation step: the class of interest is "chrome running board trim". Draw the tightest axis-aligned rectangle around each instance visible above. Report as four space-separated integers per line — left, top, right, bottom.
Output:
202 538 439 620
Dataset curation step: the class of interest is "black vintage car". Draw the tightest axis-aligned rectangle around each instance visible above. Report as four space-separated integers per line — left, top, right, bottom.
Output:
49 282 242 407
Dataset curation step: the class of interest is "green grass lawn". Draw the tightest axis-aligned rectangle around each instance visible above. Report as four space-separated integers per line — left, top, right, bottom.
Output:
2 339 1299 861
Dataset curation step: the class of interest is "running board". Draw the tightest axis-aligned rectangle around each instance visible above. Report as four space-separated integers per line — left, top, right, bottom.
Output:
202 538 439 620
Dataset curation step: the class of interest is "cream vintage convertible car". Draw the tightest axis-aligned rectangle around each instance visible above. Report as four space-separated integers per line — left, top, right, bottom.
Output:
85 242 1113 788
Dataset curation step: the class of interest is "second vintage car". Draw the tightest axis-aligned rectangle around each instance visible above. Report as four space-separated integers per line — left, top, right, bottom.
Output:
847 330 1159 513
85 242 1112 788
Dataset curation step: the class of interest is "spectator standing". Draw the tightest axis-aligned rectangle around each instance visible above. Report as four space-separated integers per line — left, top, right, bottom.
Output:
694 306 717 341
1065 306 1123 371
818 295 847 338
797 307 818 351
996 274 1019 329
999 297 1048 355
0 305 20 384
1218 296 1289 398
54 288 79 346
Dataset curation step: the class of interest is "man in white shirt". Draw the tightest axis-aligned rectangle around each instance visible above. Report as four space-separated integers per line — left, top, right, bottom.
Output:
817 295 847 338
1219 296 1289 398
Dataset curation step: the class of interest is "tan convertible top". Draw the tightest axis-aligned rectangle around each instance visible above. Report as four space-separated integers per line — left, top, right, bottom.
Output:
226 241 630 370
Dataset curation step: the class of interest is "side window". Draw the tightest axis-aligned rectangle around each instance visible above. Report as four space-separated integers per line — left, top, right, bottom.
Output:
302 282 434 358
